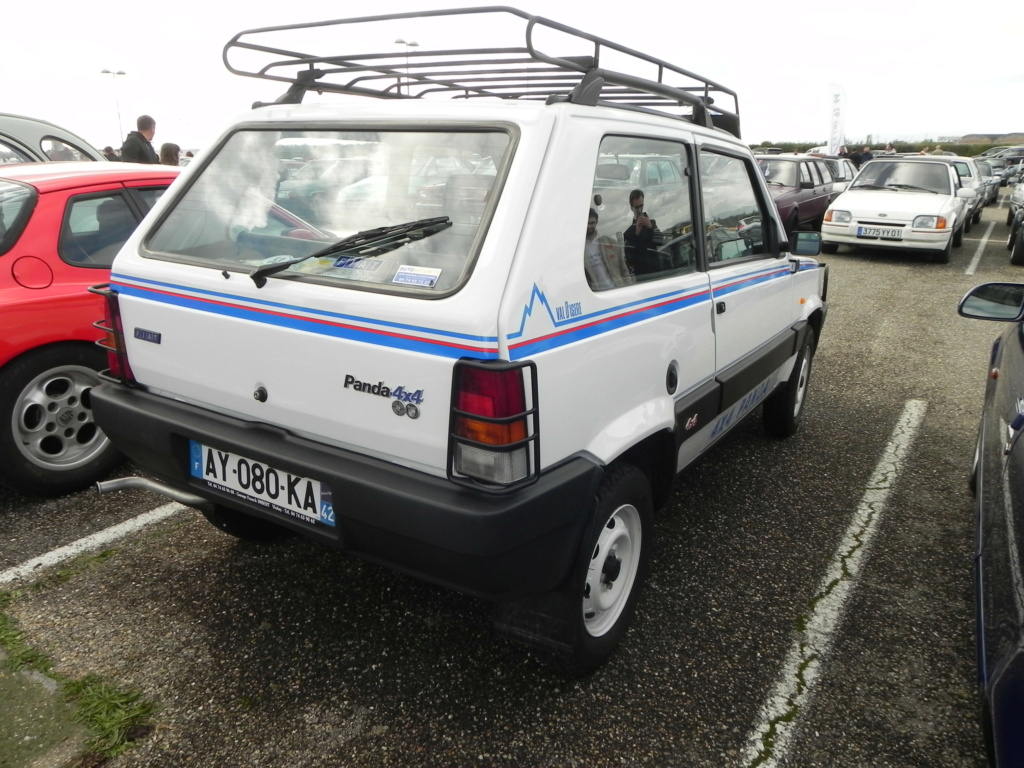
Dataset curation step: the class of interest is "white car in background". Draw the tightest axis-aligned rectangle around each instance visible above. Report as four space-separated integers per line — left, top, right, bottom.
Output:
820 157 975 263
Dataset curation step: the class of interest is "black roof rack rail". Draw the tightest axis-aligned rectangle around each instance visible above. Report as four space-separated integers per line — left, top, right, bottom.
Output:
223 6 741 138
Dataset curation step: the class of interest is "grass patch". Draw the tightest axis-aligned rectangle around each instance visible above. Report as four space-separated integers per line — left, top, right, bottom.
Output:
0 587 158 760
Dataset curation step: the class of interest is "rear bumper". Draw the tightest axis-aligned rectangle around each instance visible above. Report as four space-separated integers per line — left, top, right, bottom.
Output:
92 383 602 601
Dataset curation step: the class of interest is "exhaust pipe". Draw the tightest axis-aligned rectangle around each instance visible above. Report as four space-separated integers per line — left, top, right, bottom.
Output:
96 477 211 509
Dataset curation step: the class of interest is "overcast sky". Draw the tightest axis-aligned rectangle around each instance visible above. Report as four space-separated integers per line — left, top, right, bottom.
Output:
6 0 1022 153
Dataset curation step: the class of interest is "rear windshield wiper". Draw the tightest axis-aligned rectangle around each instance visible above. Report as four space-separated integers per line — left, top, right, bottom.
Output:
249 216 451 288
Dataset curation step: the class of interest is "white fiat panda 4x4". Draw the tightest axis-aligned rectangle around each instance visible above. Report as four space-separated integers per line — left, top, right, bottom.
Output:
91 8 828 675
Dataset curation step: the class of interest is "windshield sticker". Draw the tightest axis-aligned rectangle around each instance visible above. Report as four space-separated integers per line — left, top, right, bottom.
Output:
325 257 390 283
393 265 441 288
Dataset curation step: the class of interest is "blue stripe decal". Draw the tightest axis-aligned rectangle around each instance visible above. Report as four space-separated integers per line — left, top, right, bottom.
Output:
112 281 499 360
109 272 498 345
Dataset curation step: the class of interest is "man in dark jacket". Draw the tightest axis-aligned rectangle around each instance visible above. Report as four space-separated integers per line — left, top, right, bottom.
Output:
120 115 159 164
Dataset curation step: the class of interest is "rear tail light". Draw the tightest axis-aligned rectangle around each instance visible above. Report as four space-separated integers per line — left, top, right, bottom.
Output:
88 284 136 384
449 359 538 490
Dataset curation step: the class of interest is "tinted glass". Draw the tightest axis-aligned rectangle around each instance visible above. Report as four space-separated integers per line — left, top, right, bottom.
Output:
0 180 35 255
757 159 797 187
0 139 33 165
60 193 139 267
41 137 97 162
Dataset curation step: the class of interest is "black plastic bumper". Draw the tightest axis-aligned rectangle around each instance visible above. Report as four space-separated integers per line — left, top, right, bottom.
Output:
92 383 603 601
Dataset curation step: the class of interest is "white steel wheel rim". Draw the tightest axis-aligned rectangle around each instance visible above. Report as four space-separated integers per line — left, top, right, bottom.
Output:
12 364 111 470
583 503 642 638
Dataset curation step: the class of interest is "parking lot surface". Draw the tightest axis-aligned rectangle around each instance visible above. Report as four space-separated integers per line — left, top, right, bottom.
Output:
1 198 1016 767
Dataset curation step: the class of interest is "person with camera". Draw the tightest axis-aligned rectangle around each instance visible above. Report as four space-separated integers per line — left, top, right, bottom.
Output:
623 189 662 278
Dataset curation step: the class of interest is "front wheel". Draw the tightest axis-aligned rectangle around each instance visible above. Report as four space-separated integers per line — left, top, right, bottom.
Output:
953 224 964 247
932 234 953 264
560 464 653 676
0 344 123 497
763 328 816 438
1010 227 1024 266
820 242 839 255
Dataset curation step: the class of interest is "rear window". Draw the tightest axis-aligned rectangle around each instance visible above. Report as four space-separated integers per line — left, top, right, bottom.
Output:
0 180 36 256
146 127 514 295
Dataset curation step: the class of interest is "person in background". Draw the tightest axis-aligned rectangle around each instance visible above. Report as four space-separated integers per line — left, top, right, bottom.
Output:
159 142 180 166
623 189 662 278
919 146 932 155
883 143 896 155
120 115 159 164
860 146 874 165
101 146 119 161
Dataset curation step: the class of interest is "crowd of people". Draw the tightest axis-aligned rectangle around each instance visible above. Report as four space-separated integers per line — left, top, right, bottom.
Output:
837 142 944 169
100 114 187 166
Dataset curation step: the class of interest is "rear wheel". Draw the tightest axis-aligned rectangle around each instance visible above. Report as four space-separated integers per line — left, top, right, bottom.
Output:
558 464 653 676
201 504 293 543
0 344 123 497
763 328 816 438
821 242 839 255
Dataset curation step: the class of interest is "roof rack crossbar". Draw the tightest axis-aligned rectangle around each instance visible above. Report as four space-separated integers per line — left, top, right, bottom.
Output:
223 6 740 137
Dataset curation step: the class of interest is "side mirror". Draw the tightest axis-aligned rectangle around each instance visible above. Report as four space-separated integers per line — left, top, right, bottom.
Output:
789 231 821 256
958 283 1024 322
800 180 815 189
957 187 977 199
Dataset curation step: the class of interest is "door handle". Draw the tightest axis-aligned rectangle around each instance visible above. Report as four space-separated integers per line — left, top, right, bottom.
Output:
716 301 726 314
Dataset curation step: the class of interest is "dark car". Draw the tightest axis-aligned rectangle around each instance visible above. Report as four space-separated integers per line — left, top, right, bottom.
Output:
1007 207 1024 265
754 154 836 235
960 281 1024 768
0 113 106 164
0 162 180 496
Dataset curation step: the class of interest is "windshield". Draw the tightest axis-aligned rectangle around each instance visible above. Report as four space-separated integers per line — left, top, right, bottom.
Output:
146 128 513 295
757 159 798 187
850 161 952 195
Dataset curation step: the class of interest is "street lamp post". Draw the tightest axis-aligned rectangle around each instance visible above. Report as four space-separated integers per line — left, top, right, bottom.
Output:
394 39 418 96
100 69 126 142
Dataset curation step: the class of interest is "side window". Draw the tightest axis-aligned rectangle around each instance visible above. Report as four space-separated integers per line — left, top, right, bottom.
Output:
59 194 139 268
135 186 168 213
799 163 813 185
41 137 95 162
814 160 833 183
0 139 33 164
588 136 696 290
700 151 771 263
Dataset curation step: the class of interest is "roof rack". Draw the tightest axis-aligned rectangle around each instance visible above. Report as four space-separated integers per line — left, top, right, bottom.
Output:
222 6 741 138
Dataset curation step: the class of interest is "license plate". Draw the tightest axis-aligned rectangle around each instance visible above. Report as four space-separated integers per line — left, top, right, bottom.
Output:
189 440 335 527
856 226 902 240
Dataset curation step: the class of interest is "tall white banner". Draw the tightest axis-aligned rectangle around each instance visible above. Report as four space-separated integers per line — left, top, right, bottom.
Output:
828 86 846 155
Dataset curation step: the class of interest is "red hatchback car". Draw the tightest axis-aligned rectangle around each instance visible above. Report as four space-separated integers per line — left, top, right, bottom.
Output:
0 162 180 496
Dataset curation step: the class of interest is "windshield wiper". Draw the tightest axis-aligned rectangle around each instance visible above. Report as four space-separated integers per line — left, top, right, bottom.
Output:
249 216 451 288
885 183 938 194
850 183 890 190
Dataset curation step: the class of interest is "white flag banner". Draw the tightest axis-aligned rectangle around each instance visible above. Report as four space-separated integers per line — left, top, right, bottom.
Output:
828 86 846 155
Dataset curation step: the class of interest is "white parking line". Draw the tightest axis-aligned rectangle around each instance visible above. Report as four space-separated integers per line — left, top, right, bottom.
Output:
741 399 927 768
0 503 185 586
965 222 997 275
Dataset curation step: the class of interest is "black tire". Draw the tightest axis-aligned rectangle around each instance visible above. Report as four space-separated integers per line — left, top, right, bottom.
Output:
821 242 839 255
933 234 953 264
973 208 982 225
1007 208 1015 227
1011 226 1024 266
559 464 653 677
953 224 964 248
0 344 123 497
785 212 799 238
763 328 816 438
200 504 293 543
964 214 973 234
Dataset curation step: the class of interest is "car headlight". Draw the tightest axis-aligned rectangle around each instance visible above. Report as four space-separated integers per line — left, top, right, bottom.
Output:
825 210 851 223
913 215 947 229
